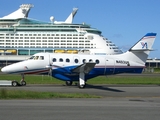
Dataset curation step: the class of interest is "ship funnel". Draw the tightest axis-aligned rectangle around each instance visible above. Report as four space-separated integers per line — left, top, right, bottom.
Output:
54 7 78 24
2 4 34 19
65 8 78 24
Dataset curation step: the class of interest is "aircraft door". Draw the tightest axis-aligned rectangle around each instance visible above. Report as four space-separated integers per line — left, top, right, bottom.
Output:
48 54 53 65
104 58 115 75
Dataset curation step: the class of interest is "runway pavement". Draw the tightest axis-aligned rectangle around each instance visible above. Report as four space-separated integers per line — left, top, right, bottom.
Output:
0 84 160 120
0 98 160 120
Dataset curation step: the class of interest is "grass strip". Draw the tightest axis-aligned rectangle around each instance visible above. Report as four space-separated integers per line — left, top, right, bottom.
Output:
0 74 160 85
88 75 160 85
0 89 101 99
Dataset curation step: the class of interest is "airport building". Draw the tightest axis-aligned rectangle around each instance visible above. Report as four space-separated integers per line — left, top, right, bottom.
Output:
145 59 160 68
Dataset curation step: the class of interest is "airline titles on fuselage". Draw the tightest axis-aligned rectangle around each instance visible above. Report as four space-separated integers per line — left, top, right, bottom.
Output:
116 60 130 66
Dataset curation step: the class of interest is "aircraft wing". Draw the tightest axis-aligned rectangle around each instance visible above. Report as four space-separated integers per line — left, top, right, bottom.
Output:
71 62 96 74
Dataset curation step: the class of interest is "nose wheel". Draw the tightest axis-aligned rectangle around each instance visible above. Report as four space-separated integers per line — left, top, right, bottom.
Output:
12 81 18 87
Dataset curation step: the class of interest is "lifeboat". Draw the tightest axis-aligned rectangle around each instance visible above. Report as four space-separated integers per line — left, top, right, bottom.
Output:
6 50 17 54
0 50 17 54
54 50 65 53
67 50 78 54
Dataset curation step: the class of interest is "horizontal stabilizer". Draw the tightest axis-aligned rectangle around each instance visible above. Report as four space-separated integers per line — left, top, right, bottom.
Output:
129 49 154 51
72 62 96 74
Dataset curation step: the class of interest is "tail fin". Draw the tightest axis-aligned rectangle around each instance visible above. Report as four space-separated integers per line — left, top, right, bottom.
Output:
123 33 157 65
2 4 33 19
129 33 156 51
65 8 78 24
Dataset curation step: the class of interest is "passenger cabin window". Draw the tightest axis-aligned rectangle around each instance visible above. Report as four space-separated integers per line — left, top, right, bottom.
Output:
59 58 63 62
53 58 56 62
82 59 86 63
89 59 93 62
66 58 70 62
74 59 79 63
95 59 100 64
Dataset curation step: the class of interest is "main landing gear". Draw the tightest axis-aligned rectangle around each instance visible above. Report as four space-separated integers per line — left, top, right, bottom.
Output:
78 72 86 88
65 81 86 88
78 82 86 89
65 72 86 89
65 81 73 86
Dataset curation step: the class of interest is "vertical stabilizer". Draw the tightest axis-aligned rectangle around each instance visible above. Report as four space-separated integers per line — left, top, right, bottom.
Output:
65 8 78 24
2 4 33 19
123 33 157 65
129 33 156 51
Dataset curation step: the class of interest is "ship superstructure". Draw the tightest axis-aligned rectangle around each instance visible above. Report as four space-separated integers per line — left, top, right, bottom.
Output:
0 4 122 57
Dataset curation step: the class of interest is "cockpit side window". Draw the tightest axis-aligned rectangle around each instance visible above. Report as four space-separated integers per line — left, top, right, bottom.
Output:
28 56 44 60
34 56 39 60
39 56 44 60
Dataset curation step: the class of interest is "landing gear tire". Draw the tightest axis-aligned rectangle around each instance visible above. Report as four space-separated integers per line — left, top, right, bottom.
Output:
65 81 73 86
12 81 18 87
21 81 26 86
78 83 86 89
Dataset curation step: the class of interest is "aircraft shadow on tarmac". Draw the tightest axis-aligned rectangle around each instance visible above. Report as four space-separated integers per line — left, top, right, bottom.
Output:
83 84 125 92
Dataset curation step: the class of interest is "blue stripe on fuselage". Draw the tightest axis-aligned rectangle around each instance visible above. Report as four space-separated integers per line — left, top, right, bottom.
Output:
52 67 144 81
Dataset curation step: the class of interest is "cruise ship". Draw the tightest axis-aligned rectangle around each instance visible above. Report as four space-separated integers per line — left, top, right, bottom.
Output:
0 4 122 64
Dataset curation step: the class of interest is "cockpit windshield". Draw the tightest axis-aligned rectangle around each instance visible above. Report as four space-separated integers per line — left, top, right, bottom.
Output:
28 56 44 60
28 56 35 60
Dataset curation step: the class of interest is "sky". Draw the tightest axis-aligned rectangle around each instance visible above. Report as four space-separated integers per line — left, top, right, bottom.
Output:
0 0 160 58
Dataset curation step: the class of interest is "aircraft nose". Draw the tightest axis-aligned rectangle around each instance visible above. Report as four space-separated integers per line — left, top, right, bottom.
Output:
1 67 8 73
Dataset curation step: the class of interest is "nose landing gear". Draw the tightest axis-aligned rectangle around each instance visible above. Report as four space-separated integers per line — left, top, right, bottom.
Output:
20 73 26 86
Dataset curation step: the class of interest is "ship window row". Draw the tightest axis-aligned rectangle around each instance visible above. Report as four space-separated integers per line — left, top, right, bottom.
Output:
3 44 94 48
0 42 90 46
17 40 86 42
0 33 85 37
3 43 93 45
4 29 77 32
0 40 90 43
0 37 86 39
52 58 100 64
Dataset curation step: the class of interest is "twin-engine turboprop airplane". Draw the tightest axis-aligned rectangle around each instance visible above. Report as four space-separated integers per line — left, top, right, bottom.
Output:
1 33 157 88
